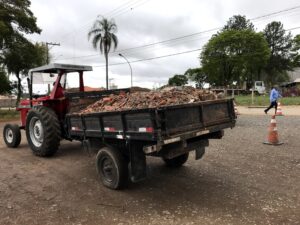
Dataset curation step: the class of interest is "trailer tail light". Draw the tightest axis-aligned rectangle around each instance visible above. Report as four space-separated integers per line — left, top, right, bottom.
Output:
104 127 116 132
138 127 154 133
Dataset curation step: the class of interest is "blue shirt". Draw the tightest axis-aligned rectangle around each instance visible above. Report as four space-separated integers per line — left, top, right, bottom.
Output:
270 88 281 102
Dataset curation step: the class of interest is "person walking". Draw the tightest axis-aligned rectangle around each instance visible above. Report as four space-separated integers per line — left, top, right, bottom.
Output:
264 86 282 114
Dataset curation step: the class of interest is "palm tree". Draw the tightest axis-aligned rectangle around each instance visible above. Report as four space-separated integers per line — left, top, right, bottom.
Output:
88 16 118 90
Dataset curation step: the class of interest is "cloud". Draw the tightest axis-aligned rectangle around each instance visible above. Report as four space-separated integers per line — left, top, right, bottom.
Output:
28 0 300 89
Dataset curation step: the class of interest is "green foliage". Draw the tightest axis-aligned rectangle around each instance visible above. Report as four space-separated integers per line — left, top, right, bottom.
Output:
184 68 207 88
0 68 12 94
168 74 188 86
235 95 300 106
291 34 300 67
88 16 118 89
201 29 270 87
3 37 44 75
33 42 48 66
0 0 42 103
0 0 41 50
263 21 293 85
0 110 20 121
3 37 48 103
223 15 254 31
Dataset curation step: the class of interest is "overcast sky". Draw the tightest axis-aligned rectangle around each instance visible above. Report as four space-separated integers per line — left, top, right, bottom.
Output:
28 0 300 89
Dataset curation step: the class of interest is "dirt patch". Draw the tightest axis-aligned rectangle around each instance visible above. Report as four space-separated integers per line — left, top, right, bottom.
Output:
0 116 299 225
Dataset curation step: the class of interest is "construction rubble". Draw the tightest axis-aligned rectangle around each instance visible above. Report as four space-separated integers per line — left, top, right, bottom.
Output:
79 86 223 114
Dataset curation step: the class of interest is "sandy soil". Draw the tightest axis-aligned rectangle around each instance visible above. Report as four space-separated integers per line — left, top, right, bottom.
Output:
237 105 300 116
0 116 299 225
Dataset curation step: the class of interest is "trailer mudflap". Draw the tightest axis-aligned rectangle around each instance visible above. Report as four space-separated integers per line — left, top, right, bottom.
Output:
161 138 209 160
129 142 147 183
195 146 205 160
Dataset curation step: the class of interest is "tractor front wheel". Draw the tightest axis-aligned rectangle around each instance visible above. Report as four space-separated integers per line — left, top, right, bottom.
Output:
25 106 61 157
3 124 21 148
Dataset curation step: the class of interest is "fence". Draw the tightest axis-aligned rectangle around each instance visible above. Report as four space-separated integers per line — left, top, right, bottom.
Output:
0 98 17 109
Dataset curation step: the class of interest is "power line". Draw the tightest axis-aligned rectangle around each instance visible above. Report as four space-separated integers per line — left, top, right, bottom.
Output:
58 34 211 61
106 0 143 18
287 26 300 31
55 5 300 62
57 5 300 61
58 0 150 43
251 5 300 21
112 5 300 53
113 0 151 18
91 24 300 67
93 48 202 67
104 0 135 17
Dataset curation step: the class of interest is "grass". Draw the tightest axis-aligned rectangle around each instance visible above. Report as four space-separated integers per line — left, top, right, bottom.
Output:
234 95 300 106
0 109 20 121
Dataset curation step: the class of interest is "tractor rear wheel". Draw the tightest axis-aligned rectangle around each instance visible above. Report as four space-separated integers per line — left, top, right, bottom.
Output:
3 124 21 148
26 106 61 157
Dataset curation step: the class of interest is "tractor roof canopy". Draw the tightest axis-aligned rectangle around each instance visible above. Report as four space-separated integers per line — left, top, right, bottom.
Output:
30 63 93 74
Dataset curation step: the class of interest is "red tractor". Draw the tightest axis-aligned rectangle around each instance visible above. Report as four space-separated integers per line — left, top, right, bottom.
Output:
3 63 117 156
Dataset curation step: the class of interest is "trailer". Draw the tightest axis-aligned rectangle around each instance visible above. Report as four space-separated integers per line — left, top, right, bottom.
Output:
66 98 236 189
3 63 236 190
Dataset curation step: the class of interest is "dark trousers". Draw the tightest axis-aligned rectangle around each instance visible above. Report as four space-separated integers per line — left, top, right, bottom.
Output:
265 101 278 113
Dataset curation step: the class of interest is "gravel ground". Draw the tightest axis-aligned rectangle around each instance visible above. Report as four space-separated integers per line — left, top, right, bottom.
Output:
0 115 299 225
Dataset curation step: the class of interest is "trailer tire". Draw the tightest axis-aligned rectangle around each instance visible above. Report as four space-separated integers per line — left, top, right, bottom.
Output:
163 153 189 168
3 124 21 148
26 106 61 157
96 147 128 190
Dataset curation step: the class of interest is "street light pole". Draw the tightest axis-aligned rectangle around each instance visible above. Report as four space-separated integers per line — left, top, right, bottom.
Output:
119 53 132 87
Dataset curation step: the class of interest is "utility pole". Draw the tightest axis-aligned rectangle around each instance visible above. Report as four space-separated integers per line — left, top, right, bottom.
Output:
46 42 60 64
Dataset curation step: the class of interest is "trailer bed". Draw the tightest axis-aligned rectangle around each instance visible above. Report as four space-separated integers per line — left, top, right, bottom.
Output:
66 98 236 145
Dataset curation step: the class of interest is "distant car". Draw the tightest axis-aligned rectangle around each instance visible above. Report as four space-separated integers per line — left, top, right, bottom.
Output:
250 81 266 95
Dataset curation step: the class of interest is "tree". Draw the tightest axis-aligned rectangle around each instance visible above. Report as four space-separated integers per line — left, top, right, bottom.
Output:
33 42 48 66
0 0 41 50
291 34 300 68
223 15 254 31
184 68 207 88
263 21 293 85
0 67 12 95
3 37 47 104
201 29 270 88
168 74 188 86
88 16 118 90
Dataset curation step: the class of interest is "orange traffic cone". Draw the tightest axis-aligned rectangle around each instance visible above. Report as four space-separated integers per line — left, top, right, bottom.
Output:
276 102 284 116
263 115 283 145
234 101 240 116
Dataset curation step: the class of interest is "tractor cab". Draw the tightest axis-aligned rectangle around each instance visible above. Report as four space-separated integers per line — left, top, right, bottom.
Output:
4 63 130 157
18 63 93 127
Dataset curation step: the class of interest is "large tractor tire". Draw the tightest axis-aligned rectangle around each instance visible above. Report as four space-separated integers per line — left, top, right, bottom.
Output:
25 106 61 157
3 124 21 148
163 153 189 168
96 147 129 190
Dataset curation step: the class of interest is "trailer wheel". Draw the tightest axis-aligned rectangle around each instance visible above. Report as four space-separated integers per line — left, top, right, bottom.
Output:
96 147 128 190
163 153 189 168
25 106 61 157
3 124 21 148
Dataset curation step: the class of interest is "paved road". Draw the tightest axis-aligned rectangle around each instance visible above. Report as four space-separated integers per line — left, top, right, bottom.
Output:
0 115 299 225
